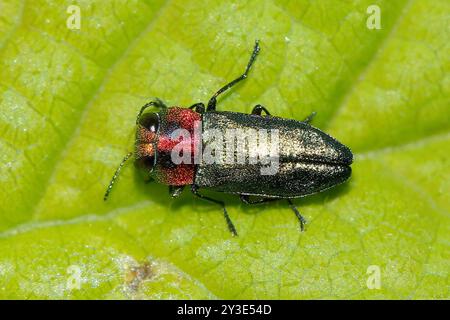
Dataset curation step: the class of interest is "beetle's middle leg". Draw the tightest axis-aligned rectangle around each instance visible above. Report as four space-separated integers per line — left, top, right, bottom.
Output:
240 195 307 232
239 194 278 204
191 185 238 236
207 40 261 111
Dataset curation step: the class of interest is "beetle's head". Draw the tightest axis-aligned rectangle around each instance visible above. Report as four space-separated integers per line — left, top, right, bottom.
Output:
105 107 201 201
135 112 160 174
134 107 201 186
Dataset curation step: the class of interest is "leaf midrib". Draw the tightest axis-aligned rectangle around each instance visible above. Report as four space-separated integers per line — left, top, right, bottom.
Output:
2 131 447 237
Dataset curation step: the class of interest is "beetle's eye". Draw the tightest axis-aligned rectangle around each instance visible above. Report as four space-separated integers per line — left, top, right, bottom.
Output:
138 112 159 133
135 141 156 172
135 155 155 171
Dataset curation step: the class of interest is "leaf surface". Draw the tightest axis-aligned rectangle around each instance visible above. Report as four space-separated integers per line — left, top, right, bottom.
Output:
0 0 448 299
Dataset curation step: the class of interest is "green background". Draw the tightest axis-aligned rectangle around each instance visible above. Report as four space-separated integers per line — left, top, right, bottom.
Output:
0 0 448 299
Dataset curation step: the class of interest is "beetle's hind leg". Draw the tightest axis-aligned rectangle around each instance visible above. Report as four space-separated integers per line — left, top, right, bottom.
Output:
287 199 307 231
240 195 307 232
207 40 261 111
136 98 167 124
191 185 238 236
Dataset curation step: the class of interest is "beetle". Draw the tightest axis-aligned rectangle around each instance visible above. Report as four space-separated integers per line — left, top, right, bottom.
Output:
104 40 353 236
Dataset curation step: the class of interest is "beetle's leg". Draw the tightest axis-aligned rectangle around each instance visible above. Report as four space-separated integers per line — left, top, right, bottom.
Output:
169 185 185 198
207 40 261 111
240 196 306 232
136 98 167 124
302 111 317 124
239 194 278 204
251 104 271 116
104 152 133 201
191 185 238 236
287 199 307 231
189 102 205 114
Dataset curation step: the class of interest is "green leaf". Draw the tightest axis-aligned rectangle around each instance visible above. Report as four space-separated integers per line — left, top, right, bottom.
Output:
0 0 448 299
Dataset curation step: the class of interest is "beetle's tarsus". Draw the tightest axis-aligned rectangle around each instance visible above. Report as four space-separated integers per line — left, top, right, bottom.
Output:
191 185 238 236
287 199 307 232
223 207 238 237
206 40 261 112
251 104 271 116
303 111 317 124
136 98 167 124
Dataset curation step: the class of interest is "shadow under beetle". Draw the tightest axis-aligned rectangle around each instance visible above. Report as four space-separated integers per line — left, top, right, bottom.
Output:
104 40 353 236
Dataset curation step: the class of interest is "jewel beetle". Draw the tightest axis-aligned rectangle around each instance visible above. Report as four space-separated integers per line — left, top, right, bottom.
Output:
104 40 353 236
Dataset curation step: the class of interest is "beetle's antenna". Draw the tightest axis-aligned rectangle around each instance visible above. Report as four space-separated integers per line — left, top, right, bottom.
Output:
104 152 133 201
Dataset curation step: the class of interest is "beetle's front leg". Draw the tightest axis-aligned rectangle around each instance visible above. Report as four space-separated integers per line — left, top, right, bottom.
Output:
136 98 167 124
251 104 271 116
169 185 185 198
191 185 238 236
189 102 205 114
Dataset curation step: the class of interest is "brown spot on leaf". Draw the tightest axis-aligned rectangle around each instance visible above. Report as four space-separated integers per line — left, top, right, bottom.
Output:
124 261 153 293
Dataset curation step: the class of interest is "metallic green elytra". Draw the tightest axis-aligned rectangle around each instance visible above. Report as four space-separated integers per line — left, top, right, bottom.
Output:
196 111 352 197
105 40 353 236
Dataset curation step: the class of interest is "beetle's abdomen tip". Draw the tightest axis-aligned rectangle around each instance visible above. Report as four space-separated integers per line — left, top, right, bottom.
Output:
323 142 353 167
340 145 353 166
326 134 353 166
343 163 352 180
